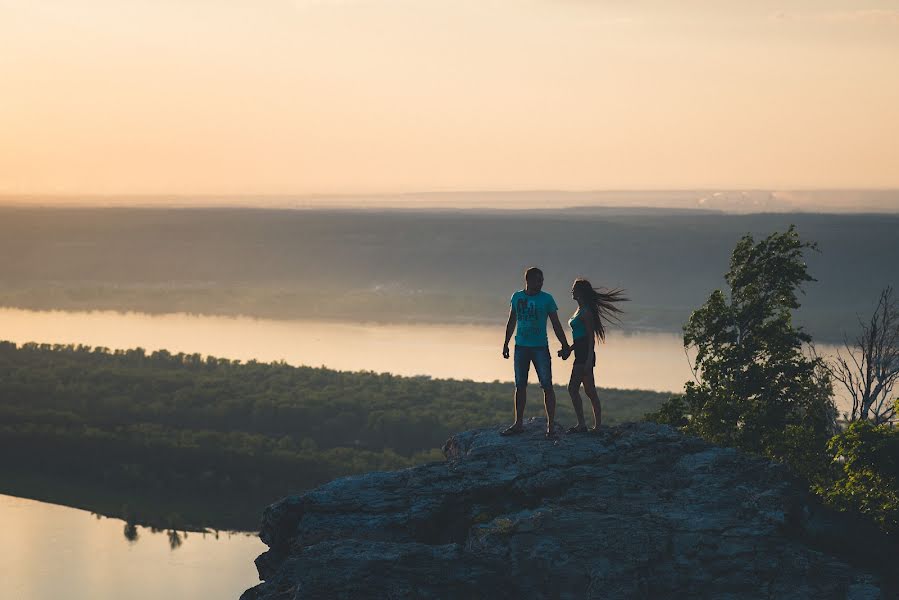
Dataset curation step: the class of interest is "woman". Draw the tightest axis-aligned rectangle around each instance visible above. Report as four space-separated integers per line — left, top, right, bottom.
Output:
561 279 627 433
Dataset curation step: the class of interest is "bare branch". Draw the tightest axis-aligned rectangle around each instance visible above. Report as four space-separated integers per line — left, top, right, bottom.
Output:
829 286 899 424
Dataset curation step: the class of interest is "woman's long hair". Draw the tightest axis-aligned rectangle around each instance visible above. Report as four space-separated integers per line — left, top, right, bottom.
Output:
572 279 628 343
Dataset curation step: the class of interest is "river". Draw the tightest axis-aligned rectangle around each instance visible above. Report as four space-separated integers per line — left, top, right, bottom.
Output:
0 307 703 392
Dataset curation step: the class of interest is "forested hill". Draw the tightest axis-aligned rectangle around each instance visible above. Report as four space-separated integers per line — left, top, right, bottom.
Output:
0 341 666 530
1 207 897 341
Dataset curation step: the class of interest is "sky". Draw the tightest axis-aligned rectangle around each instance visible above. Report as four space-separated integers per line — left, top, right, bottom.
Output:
1 0 898 195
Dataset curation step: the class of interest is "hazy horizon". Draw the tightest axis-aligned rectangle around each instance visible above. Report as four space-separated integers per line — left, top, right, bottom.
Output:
2 1 898 195
2 189 899 213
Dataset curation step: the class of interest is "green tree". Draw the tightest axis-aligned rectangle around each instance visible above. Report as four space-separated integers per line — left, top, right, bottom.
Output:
821 417 899 535
650 226 836 480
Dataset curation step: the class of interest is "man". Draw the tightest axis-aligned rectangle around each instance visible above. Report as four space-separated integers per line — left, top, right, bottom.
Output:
502 267 570 438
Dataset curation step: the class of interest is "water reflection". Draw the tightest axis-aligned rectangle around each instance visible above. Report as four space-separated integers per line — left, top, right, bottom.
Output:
115 514 208 549
124 521 139 543
167 529 183 550
1 494 263 600
118 517 223 550
110 517 237 551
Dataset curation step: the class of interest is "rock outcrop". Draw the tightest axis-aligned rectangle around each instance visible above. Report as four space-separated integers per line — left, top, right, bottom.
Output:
241 420 887 599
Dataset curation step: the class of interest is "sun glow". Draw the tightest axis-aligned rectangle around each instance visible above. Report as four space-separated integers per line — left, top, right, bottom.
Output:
1 0 898 195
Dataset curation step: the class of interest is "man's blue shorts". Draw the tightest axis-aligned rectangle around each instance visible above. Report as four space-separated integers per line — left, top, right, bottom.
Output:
514 345 553 389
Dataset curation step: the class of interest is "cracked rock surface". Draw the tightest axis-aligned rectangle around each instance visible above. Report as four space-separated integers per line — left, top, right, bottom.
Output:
241 420 886 599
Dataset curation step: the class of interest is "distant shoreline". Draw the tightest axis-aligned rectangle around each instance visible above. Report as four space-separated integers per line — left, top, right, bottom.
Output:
1 188 898 214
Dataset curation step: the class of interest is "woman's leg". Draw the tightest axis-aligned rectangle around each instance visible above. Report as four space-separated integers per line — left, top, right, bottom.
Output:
567 364 587 428
583 367 602 428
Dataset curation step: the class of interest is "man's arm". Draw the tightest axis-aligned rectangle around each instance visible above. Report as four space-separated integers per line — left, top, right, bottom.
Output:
548 311 569 351
503 306 516 358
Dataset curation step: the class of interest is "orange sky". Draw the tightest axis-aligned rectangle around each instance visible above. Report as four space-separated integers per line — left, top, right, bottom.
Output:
1 1 898 195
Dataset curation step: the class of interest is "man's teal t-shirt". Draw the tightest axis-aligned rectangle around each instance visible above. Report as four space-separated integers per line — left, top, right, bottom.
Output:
511 290 558 347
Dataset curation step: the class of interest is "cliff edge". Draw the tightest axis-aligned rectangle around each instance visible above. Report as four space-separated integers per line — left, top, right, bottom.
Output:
241 420 886 599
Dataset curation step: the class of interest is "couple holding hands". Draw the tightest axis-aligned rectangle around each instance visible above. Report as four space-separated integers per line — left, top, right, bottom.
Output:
501 267 626 439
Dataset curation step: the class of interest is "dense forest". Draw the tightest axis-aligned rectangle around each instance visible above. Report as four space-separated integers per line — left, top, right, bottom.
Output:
0 340 667 531
1 207 897 341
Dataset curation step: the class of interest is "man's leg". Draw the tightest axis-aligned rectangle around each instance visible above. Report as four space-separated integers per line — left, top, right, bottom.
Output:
502 346 529 435
514 385 527 426
534 347 555 435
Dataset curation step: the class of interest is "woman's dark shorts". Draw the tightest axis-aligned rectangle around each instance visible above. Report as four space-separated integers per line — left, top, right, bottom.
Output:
572 337 596 367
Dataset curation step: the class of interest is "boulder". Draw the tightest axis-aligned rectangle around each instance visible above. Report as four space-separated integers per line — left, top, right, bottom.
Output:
241 420 887 599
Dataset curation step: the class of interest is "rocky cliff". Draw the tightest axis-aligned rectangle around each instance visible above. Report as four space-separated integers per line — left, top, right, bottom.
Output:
241 420 888 599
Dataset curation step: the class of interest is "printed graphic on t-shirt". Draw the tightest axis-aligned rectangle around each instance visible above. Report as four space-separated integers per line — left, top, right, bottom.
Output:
512 290 556 346
516 297 540 338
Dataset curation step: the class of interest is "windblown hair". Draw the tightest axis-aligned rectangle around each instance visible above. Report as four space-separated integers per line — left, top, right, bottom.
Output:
572 278 628 343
